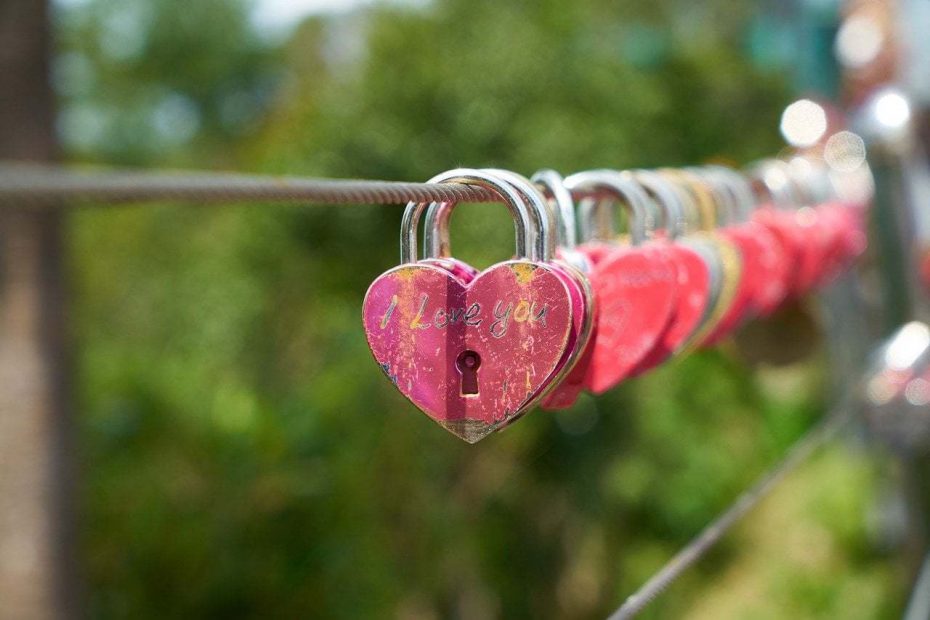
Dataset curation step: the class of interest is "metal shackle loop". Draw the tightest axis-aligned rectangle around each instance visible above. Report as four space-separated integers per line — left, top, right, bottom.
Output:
482 168 554 261
747 159 801 209
399 168 536 264
630 169 687 239
686 166 738 226
655 168 708 233
703 165 756 222
422 169 552 262
717 166 759 221
564 169 653 246
531 169 578 251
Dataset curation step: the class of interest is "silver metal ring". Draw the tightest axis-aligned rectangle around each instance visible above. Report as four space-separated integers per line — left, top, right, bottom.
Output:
563 169 654 245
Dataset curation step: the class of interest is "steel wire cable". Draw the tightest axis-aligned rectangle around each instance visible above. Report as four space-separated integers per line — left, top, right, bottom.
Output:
608 408 854 619
0 162 503 206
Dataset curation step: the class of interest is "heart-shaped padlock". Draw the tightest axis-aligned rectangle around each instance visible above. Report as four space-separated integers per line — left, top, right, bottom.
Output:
362 169 576 442
423 169 594 410
689 167 760 344
748 159 821 304
713 166 791 316
818 200 867 280
530 169 599 410
699 166 791 344
626 169 711 372
751 206 805 311
565 170 679 394
658 169 743 350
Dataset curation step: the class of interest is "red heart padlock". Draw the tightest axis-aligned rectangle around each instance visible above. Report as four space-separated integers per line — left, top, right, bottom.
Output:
564 170 678 394
711 167 790 324
743 219 791 314
792 205 836 294
363 169 577 442
627 170 710 371
813 201 867 284
751 206 805 312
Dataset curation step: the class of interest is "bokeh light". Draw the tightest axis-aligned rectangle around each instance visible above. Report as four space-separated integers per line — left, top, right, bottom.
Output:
780 99 828 147
874 90 911 129
904 377 930 407
884 321 930 372
825 131 867 172
835 14 884 69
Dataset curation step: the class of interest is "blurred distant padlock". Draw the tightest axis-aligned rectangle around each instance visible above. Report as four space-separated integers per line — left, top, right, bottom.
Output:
564 170 679 394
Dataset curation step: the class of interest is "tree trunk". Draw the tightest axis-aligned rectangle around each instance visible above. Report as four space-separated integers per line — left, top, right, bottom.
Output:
0 0 75 618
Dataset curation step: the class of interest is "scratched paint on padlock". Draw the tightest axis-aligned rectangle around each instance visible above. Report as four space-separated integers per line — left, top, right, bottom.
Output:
423 253 594 415
631 243 710 373
363 261 573 442
578 244 677 394
540 256 596 410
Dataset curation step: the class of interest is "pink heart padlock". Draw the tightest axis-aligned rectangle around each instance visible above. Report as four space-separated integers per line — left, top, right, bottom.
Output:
422 169 594 410
752 206 805 312
363 169 577 442
564 170 678 394
528 169 600 411
626 170 711 370
694 166 778 345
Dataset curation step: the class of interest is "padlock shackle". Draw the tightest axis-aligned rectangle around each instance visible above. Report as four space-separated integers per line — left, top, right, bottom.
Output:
746 159 804 210
629 169 687 239
484 169 555 260
685 166 740 226
701 165 755 223
707 166 759 222
421 169 553 263
564 169 653 246
531 169 578 251
399 168 536 264
654 168 711 233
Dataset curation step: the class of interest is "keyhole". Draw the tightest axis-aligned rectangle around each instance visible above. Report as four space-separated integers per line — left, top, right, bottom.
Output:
455 350 482 396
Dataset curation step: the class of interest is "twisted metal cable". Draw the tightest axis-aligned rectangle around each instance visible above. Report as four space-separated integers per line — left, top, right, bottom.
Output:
0 162 502 206
608 408 854 620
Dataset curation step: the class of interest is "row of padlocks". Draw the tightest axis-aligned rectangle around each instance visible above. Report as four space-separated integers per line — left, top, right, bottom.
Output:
363 162 869 442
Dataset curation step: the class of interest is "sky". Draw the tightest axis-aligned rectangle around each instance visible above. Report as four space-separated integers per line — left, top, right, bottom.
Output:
55 0 419 41
251 0 423 38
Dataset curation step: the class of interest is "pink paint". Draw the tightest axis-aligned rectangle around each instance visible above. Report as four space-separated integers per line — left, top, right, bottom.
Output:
578 243 677 394
707 228 756 344
631 241 710 372
539 257 596 410
752 208 805 313
363 260 574 442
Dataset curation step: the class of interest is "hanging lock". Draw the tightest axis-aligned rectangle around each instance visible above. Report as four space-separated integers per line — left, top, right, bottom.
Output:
529 169 599 410
658 169 743 350
362 168 577 443
625 169 712 371
747 160 808 313
423 169 594 414
698 166 790 345
564 170 679 394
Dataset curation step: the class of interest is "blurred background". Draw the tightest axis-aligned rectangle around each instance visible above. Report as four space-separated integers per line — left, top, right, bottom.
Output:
2 0 929 617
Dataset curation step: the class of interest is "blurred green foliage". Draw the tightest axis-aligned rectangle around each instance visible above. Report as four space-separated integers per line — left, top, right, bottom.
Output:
60 0 902 617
